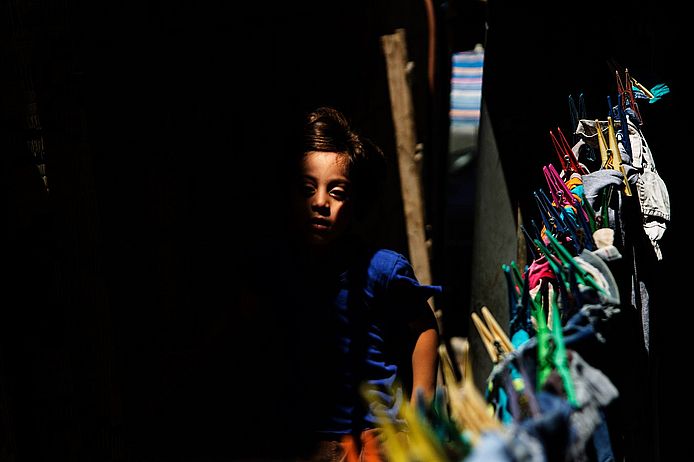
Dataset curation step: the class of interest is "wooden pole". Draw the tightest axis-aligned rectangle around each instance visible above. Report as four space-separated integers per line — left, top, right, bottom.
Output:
381 28 432 287
381 28 442 336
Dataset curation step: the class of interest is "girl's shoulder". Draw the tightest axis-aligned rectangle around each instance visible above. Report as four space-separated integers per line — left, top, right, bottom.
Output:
367 248 410 276
352 247 412 290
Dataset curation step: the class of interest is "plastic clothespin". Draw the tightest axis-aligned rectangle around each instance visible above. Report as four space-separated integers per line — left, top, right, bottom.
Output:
544 231 606 295
532 237 569 294
606 116 633 197
533 191 558 236
615 94 633 159
520 225 539 260
548 294 578 407
536 189 579 248
543 163 589 228
471 306 514 364
616 68 643 124
557 127 587 174
594 117 632 196
510 261 524 290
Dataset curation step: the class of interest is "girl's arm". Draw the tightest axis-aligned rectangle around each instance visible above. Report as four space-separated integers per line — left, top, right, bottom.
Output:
410 321 439 405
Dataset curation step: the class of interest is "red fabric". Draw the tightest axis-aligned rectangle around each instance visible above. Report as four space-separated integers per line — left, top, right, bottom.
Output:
527 256 556 290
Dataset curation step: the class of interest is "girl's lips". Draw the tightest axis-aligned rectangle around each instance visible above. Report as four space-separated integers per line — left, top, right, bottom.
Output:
311 222 329 231
310 218 330 231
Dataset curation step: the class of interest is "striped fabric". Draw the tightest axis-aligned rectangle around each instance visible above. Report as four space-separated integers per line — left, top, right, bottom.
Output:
450 47 484 128
449 46 484 168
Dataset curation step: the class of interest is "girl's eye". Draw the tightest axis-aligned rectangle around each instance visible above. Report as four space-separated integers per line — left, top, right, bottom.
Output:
330 188 348 200
302 185 316 196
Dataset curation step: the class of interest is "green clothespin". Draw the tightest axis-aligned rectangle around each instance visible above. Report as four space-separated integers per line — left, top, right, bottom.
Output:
533 239 563 278
510 261 524 293
580 191 597 233
532 238 571 295
534 290 553 388
544 232 606 294
550 291 578 407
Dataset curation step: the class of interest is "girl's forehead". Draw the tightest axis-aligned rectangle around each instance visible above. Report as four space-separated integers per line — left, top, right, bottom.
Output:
303 151 350 173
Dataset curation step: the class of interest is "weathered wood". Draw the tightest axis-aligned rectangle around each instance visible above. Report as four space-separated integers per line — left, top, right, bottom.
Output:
381 28 432 289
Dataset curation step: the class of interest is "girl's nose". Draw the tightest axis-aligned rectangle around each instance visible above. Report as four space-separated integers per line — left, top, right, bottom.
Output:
311 190 330 214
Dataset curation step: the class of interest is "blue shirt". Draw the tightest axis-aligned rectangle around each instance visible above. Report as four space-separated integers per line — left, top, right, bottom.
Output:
318 248 441 436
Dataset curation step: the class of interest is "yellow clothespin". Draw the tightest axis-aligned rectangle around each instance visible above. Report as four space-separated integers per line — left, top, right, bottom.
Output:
438 339 503 445
631 76 655 99
594 117 632 196
471 306 514 364
606 116 633 197
595 118 610 169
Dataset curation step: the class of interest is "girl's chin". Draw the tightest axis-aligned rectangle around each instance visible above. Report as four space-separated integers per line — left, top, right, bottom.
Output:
308 234 332 246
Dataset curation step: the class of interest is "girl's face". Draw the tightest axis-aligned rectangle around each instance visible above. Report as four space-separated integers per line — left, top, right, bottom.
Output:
296 151 353 247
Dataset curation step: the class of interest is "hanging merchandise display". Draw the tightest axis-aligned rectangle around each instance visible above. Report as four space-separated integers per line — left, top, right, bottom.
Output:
362 66 669 461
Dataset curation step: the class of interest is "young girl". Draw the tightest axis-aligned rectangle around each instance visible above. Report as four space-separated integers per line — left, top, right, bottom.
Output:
286 107 441 461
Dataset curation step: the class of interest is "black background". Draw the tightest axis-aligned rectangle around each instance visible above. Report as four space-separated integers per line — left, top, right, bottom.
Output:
3 0 687 460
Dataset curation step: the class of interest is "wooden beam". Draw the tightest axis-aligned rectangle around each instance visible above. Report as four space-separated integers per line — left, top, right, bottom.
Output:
380 28 433 289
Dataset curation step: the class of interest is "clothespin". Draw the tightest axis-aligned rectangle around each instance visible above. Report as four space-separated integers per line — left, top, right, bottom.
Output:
543 163 588 225
595 117 633 196
533 287 553 389
616 68 643 124
569 93 596 162
630 75 670 104
579 190 597 233
537 189 571 238
398 398 450 461
535 188 581 252
509 264 536 346
605 117 632 197
615 94 633 159
630 76 654 99
568 94 579 139
532 238 570 297
533 191 558 235
544 231 606 294
438 341 503 444
558 127 587 174
510 261 524 290
550 129 586 176
571 198 596 251
520 225 539 260
547 294 578 407
535 285 578 407
472 306 514 364
503 264 520 313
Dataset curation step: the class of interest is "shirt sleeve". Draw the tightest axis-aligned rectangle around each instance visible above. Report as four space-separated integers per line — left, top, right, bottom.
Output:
385 252 442 323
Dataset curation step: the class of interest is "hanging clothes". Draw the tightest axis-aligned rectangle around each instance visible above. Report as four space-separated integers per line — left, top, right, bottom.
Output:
574 118 670 260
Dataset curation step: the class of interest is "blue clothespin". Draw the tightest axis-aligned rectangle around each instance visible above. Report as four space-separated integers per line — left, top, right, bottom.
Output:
520 225 539 260
533 191 557 235
616 94 633 160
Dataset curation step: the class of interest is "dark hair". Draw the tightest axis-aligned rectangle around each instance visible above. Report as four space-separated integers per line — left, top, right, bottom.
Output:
299 107 387 218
